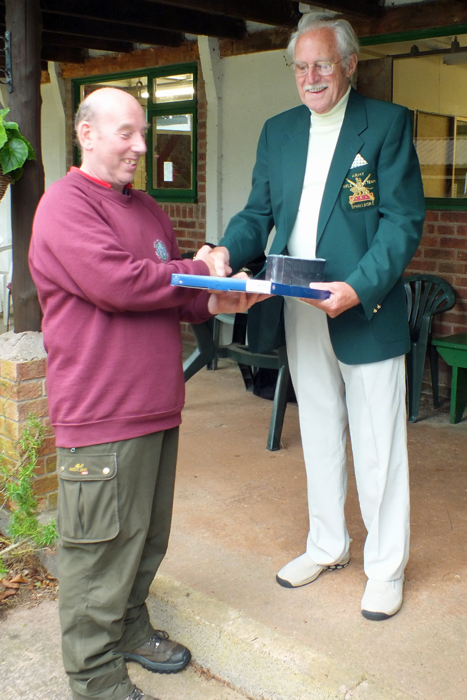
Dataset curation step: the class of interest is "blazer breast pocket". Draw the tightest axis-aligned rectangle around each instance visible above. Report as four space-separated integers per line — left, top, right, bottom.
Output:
341 164 379 212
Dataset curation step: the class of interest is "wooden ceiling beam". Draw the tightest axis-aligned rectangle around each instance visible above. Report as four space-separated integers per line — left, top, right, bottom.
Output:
0 21 134 52
348 1 467 38
41 44 86 63
144 0 301 28
42 33 134 54
40 0 246 40
42 13 183 46
299 0 382 19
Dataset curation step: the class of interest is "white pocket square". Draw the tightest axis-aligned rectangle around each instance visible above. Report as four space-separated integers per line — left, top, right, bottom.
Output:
350 153 368 169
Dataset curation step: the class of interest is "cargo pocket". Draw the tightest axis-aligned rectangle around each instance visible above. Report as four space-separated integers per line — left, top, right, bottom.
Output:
57 453 119 543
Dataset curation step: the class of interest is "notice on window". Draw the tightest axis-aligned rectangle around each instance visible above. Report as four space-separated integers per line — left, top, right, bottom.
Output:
164 162 174 182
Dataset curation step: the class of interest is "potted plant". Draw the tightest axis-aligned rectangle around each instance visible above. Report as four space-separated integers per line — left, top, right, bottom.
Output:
0 107 36 201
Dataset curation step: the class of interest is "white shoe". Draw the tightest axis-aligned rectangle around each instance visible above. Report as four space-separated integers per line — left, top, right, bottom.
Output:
361 576 405 620
276 550 350 588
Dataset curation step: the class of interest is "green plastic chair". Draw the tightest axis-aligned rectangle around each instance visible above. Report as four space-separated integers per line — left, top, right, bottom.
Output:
184 315 290 451
404 274 456 422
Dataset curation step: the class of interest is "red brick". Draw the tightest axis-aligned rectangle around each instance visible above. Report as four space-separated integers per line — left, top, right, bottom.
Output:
435 224 456 236
424 210 440 222
32 473 58 496
440 237 467 249
34 459 45 477
1 358 47 382
424 248 455 260
438 262 466 274
17 397 50 421
439 210 467 223
0 380 43 402
47 492 58 509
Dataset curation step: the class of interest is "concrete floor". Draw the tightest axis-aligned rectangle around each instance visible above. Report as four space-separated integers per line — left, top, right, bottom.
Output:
156 358 467 700
1 323 465 699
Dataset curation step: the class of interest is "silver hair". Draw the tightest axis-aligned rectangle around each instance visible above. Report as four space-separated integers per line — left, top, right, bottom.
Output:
287 12 360 68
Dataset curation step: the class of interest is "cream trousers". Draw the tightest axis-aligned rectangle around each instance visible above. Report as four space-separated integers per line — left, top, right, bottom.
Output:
284 298 409 581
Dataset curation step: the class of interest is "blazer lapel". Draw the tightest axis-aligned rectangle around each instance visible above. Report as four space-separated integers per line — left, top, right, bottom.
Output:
317 90 368 245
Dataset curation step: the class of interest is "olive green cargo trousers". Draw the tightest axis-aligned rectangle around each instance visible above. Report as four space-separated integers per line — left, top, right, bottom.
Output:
56 428 179 700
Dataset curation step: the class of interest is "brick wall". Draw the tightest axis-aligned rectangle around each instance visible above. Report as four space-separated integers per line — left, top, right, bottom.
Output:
406 210 467 400
160 71 207 345
0 355 57 512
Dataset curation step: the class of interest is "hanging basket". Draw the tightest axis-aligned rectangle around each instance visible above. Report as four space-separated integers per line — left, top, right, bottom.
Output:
0 172 11 202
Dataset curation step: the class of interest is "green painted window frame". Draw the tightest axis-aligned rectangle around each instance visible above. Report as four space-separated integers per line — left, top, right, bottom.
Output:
361 25 467 210
72 62 198 203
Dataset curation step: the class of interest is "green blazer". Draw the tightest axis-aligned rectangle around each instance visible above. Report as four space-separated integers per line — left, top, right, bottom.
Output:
220 89 426 365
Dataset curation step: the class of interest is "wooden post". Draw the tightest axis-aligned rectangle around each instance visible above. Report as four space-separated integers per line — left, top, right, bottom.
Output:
5 0 44 332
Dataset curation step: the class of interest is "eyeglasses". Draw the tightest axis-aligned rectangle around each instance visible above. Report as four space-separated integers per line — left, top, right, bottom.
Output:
288 58 345 77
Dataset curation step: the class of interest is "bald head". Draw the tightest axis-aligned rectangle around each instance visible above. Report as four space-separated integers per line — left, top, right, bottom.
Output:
75 87 148 192
75 87 144 134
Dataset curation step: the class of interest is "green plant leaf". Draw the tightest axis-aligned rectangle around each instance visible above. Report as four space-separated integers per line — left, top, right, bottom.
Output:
0 138 29 175
0 124 7 151
14 133 36 161
4 121 19 133
8 167 24 183
0 108 10 120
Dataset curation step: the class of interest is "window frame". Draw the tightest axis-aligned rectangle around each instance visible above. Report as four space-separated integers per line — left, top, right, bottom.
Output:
72 62 198 203
360 25 467 210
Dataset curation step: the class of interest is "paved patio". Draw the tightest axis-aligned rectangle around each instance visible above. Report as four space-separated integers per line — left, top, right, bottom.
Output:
150 357 467 700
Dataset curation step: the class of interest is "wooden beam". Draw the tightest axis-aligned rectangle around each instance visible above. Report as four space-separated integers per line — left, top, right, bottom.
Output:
348 1 467 39
42 12 184 47
145 0 301 28
0 22 134 52
220 1 467 56
41 0 246 40
299 0 382 19
41 45 86 63
42 32 134 54
59 41 199 79
5 0 43 332
220 27 290 57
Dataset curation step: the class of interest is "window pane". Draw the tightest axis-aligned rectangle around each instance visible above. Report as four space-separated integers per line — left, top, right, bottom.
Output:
153 73 194 104
152 114 193 190
415 112 454 198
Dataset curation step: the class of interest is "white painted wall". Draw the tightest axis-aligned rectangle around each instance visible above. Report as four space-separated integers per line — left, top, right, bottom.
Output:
0 64 66 249
41 66 67 189
220 51 301 233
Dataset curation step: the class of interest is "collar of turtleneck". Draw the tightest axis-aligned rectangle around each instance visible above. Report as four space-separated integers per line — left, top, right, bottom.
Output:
309 85 351 126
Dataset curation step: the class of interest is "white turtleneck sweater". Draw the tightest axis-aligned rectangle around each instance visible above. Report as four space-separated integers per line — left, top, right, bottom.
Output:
287 86 351 260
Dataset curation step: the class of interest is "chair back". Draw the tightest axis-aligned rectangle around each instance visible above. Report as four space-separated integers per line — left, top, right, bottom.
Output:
404 274 456 343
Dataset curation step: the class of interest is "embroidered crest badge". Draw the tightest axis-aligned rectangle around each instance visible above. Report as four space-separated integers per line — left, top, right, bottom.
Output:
154 240 169 262
341 166 378 211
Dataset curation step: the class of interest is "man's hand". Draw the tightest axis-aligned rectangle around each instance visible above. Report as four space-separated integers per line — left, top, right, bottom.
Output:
207 272 270 315
301 281 360 318
193 245 231 277
202 246 231 277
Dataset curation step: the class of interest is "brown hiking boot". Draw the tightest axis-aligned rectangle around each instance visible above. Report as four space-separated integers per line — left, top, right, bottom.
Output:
125 688 159 700
123 630 191 674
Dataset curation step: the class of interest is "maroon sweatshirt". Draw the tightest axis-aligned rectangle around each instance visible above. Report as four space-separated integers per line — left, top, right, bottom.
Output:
29 169 211 447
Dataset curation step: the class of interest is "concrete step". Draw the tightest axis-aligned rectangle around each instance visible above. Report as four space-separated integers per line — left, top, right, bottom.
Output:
147 574 411 700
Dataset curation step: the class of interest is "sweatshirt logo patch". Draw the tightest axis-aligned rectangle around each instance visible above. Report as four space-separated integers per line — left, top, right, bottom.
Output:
154 240 169 262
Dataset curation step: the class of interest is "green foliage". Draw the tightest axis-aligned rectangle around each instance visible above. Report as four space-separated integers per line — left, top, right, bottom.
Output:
0 415 57 574
0 108 36 183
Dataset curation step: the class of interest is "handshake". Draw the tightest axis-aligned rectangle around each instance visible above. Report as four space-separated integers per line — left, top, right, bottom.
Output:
193 244 232 278
190 245 268 316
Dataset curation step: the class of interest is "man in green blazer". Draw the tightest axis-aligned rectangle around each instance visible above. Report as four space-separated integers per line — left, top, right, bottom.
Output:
210 12 425 620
